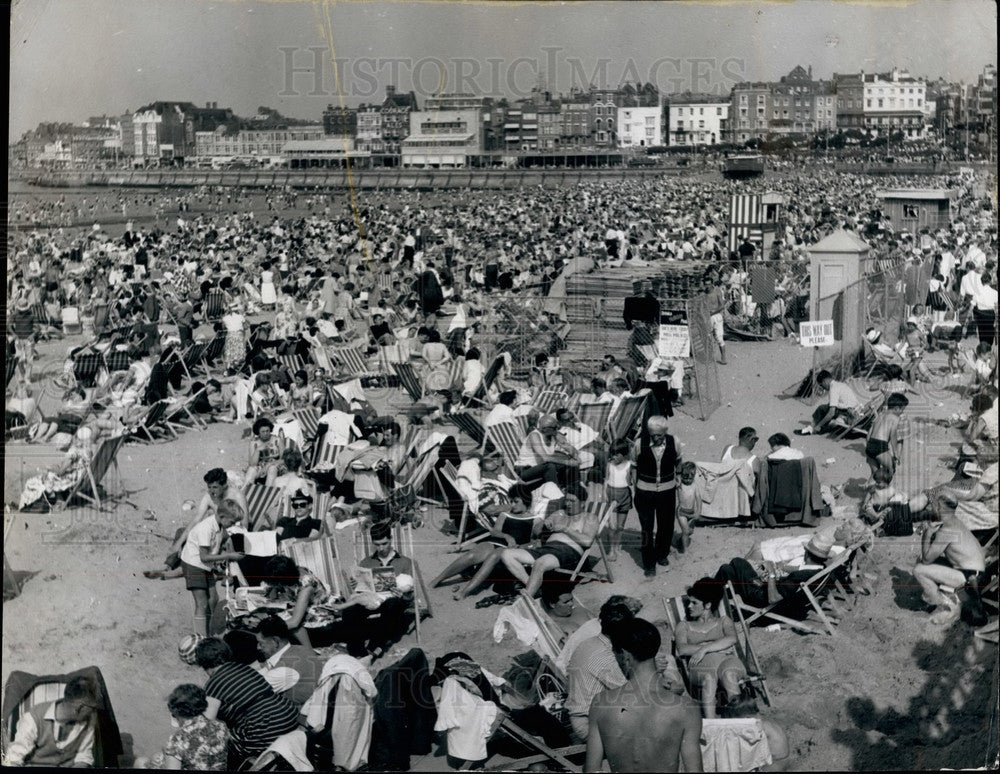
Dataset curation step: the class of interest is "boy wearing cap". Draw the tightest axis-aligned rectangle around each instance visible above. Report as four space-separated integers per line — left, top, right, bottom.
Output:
4 675 100 768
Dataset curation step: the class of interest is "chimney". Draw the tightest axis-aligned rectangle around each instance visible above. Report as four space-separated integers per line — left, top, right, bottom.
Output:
386 85 396 97
808 65 813 79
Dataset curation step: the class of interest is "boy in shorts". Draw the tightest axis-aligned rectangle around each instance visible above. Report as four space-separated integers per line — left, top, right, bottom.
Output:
674 462 701 552
179 499 245 637
605 439 634 560
865 393 909 481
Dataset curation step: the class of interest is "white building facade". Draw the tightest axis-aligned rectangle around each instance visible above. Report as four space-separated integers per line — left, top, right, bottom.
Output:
668 97 729 146
617 106 663 148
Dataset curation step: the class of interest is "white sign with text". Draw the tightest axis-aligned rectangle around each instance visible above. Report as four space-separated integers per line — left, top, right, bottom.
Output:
799 320 835 347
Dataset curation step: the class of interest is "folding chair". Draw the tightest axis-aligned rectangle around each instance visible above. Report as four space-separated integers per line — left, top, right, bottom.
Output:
293 407 322 441
731 535 868 637
177 341 208 380
466 355 505 407
310 437 345 473
483 420 526 478
860 338 906 382
576 401 614 438
723 582 771 706
486 722 584 773
73 350 106 389
438 461 486 547
197 333 228 376
566 500 615 585
828 392 885 441
244 483 284 531
280 536 344 600
128 400 173 443
203 289 227 321
63 435 128 511
444 411 487 448
330 345 372 377
277 353 307 378
164 388 209 433
606 393 648 442
533 388 568 415
392 362 424 402
104 349 132 374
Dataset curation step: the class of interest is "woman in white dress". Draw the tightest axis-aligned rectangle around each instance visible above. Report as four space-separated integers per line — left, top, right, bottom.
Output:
260 261 277 310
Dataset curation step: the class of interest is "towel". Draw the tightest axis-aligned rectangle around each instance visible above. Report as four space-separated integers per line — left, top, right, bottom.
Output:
265 729 313 771
493 603 543 650
700 718 772 772
303 655 378 772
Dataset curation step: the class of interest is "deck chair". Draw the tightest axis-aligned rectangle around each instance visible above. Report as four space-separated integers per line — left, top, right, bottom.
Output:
104 348 132 374
828 392 885 441
330 345 372 377
465 355 505 407
606 393 648 442
484 420 526 477
860 338 907 381
73 350 106 389
244 484 285 531
63 435 127 511
310 436 346 473
128 400 172 443
203 289 227 321
731 535 868 636
197 333 228 376
534 388 568 415
2 666 124 768
722 582 771 706
486 721 585 773
392 362 424 402
6 354 19 389
567 500 616 585
164 388 209 433
276 353 307 378
177 341 208 380
576 401 614 438
280 536 344 600
438 461 485 547
445 411 487 447
292 407 322 442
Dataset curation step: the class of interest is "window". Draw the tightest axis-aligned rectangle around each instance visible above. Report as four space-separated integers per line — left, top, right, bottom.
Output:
699 107 704 115
878 99 884 108
903 204 919 219
717 107 723 116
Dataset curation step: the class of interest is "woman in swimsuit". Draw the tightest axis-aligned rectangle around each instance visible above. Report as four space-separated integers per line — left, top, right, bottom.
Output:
865 393 909 480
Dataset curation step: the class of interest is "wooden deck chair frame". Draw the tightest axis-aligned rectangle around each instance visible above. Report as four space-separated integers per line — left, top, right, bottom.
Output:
827 392 885 441
487 721 585 773
533 388 568 415
465 355 504 407
330 345 371 377
438 460 483 548
197 333 228 377
130 400 173 443
244 483 284 531
64 435 127 511
576 402 614 438
732 537 867 636
292 407 322 442
567 500 616 585
392 362 424 402
722 582 772 706
164 388 209 433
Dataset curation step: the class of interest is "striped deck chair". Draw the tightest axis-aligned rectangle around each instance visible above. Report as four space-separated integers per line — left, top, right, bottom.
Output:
165 389 209 433
198 333 228 375
104 349 132 374
576 401 614 437
392 362 424 402
445 412 486 447
438 461 488 547
606 393 648 443
276 354 307 378
310 436 345 473
292 407 321 441
484 420 526 477
73 351 106 389
534 388 568 415
31 303 51 326
352 522 433 632
244 484 284 532
465 355 505 406
64 435 127 511
828 392 885 441
567 500 615 584
203 290 227 321
279 536 343 600
177 342 207 380
330 345 371 377
129 400 172 443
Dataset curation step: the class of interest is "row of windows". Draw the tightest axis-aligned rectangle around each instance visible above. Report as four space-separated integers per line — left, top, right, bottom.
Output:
866 98 924 108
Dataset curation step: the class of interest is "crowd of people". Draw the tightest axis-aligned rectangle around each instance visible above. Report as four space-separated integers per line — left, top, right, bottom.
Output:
5 167 997 771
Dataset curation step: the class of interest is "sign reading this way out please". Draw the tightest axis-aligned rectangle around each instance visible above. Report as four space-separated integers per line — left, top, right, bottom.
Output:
799 320 835 347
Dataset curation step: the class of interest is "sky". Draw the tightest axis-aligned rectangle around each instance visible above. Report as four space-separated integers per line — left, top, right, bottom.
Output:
8 0 998 139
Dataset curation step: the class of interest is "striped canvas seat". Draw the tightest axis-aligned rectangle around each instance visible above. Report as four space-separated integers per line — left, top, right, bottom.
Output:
73 352 106 388
280 536 343 600
292 407 321 440
534 389 568 415
311 438 345 472
577 401 614 436
607 393 647 442
105 349 132 373
64 435 127 510
392 362 424 402
484 420 525 476
330 345 372 377
444 412 486 447
244 484 284 532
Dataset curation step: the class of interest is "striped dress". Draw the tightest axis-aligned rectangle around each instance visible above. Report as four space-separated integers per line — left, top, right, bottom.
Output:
205 662 300 761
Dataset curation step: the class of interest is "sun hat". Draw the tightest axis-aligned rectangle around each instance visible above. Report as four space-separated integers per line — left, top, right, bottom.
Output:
178 633 203 665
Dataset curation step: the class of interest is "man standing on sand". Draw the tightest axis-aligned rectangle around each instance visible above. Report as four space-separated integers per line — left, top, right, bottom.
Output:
586 618 703 773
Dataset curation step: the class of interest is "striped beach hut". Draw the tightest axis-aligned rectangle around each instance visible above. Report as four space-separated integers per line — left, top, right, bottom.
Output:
727 193 786 255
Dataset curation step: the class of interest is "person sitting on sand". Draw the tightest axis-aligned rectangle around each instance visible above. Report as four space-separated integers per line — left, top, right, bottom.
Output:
912 511 986 626
797 370 861 435
500 494 604 598
4 675 102 768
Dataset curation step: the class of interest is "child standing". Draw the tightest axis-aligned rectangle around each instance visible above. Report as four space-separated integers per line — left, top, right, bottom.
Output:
605 440 634 560
674 461 701 552
179 499 245 637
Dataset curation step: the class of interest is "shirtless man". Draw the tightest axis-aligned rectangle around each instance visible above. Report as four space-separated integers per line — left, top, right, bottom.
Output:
912 513 986 625
586 618 703 773
500 495 603 597
865 393 909 479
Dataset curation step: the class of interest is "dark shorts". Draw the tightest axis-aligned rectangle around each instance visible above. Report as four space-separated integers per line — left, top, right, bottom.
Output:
530 541 584 571
865 438 891 459
183 561 217 591
606 485 633 515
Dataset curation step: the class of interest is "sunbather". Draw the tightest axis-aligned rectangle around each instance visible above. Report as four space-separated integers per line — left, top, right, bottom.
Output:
864 393 909 480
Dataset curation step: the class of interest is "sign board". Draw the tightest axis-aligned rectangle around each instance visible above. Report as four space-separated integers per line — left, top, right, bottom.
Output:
657 308 690 358
799 320 835 347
